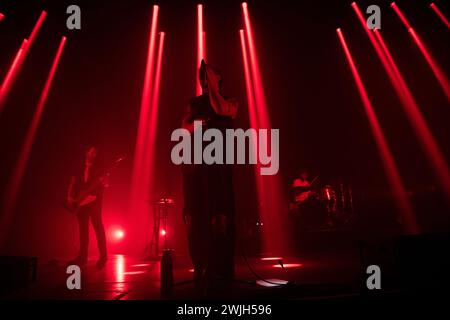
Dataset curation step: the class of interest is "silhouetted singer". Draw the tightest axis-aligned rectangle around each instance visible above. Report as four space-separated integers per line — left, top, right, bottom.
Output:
181 60 238 292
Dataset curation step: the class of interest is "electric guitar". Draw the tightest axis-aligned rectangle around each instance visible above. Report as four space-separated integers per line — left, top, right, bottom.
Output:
63 155 126 213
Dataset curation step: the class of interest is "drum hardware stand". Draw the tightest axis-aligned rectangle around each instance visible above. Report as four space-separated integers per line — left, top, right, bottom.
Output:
143 198 174 260
141 197 175 297
160 247 174 297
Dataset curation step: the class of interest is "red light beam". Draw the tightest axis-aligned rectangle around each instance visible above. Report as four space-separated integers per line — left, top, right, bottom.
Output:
149 31 166 134
337 28 418 233
241 2 270 128
143 31 165 198
390 2 411 29
0 13 5 22
239 28 264 224
239 29 258 151
28 11 47 47
129 5 160 250
241 2 287 254
409 28 450 101
391 3 450 101
272 263 302 269
0 11 47 115
352 2 450 201
373 29 450 200
430 3 450 29
196 4 205 95
0 40 27 114
0 37 67 247
130 5 159 210
203 31 207 63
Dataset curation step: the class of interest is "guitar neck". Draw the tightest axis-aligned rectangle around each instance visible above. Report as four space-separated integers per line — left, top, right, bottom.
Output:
74 157 124 201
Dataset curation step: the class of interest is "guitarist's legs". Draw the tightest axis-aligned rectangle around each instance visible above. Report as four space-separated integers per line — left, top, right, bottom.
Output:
76 208 90 263
90 205 107 267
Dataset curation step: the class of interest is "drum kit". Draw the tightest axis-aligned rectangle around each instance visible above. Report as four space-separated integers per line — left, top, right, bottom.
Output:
291 179 354 229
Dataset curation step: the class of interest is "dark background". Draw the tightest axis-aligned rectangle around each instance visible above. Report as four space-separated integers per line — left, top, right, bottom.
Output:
0 0 448 259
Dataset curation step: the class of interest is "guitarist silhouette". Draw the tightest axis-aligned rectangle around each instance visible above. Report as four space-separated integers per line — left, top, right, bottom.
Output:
67 146 108 268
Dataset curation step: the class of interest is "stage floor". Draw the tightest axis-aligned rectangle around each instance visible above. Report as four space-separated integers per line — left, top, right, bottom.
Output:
2 248 362 300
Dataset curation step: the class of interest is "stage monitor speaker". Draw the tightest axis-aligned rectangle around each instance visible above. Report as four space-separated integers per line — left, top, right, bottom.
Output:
0 256 37 295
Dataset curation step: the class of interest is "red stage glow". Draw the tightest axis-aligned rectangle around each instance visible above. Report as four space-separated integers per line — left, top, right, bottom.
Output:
241 2 287 254
0 11 47 114
430 3 450 29
131 263 151 267
352 2 450 202
337 28 418 234
116 255 125 283
0 37 67 247
0 13 4 22
129 5 160 250
114 229 125 240
391 3 450 101
256 279 289 287
260 257 283 261
196 4 206 95
272 263 302 269
124 271 146 275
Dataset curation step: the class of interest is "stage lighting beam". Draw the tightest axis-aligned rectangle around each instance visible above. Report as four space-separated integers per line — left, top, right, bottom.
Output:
337 28 418 233
390 2 411 29
352 2 450 201
239 30 258 153
239 28 265 227
0 40 27 115
241 2 270 128
430 3 450 29
409 28 450 101
28 11 47 47
0 11 47 114
130 5 159 219
241 3 286 254
149 31 166 134
142 31 165 199
130 6 166 252
391 3 450 101
373 29 450 200
0 37 67 247
197 4 205 95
